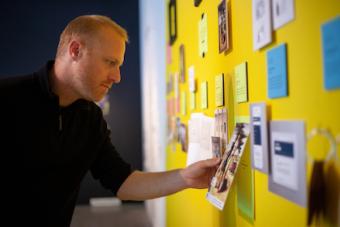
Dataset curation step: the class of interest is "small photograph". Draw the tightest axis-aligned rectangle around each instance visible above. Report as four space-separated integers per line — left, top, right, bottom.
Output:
207 123 250 210
166 73 174 95
168 0 177 45
214 108 228 155
194 0 202 7
211 136 221 158
179 123 188 152
218 0 229 53
175 117 181 142
179 44 185 83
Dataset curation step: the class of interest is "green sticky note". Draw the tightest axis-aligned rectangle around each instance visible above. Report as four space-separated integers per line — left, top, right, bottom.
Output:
235 115 250 125
201 81 208 109
180 91 186 115
237 142 255 223
235 116 254 223
199 13 208 57
235 62 248 103
215 74 224 107
190 92 196 110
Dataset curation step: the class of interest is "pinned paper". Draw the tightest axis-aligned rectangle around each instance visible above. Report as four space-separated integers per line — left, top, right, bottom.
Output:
201 81 208 109
321 16 340 90
272 0 295 29
267 43 288 98
235 62 248 103
215 74 224 107
190 92 196 110
180 91 186 115
166 44 172 64
189 66 196 92
187 113 214 166
250 103 269 173
269 120 307 207
252 0 272 50
199 13 208 57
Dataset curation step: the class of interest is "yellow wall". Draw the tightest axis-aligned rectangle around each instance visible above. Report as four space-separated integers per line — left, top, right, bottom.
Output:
165 0 340 227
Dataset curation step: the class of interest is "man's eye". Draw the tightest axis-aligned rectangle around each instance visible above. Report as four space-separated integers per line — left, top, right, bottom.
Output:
106 59 117 66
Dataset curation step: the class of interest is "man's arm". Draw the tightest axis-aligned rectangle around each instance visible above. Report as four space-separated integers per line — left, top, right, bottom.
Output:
116 158 220 201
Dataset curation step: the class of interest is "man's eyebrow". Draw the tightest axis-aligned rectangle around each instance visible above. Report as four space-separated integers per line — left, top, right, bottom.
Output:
106 57 123 66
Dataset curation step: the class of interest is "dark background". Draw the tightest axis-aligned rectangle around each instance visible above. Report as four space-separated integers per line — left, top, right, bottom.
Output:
0 0 142 204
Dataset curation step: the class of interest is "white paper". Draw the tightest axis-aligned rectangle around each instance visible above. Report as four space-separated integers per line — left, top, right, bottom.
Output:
188 66 196 92
252 0 272 50
272 132 298 190
272 0 295 29
200 116 215 160
186 113 214 166
251 105 263 169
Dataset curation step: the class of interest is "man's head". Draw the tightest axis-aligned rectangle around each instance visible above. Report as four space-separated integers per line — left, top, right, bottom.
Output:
54 15 128 104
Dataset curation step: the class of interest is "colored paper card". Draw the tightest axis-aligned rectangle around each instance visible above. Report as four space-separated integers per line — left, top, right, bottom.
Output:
215 74 224 107
321 16 340 90
199 13 208 57
267 43 288 98
189 66 196 92
166 44 172 64
235 116 254 222
180 91 186 115
250 103 269 173
190 92 196 110
272 0 295 30
201 81 208 109
235 62 248 103
174 73 179 99
269 121 307 207
252 0 272 50
237 138 255 223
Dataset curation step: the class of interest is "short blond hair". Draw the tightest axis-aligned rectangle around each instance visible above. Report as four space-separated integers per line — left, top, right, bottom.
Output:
56 15 129 57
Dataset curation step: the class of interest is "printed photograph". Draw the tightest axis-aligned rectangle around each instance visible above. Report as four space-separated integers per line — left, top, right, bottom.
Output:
207 123 250 210
218 0 229 53
211 136 221 158
168 0 177 45
179 123 188 152
179 44 185 83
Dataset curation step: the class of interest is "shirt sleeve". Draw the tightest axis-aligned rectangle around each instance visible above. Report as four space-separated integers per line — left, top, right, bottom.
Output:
90 108 132 195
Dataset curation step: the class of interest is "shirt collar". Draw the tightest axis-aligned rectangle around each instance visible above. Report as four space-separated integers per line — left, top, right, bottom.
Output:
36 60 91 110
36 60 58 100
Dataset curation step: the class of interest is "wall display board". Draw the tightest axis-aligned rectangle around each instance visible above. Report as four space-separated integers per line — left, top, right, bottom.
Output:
165 1 340 227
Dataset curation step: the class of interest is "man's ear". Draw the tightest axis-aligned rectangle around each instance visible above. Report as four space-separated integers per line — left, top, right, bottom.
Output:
69 40 82 60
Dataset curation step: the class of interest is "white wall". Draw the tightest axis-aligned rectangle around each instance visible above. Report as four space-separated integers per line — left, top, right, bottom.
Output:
139 1 166 227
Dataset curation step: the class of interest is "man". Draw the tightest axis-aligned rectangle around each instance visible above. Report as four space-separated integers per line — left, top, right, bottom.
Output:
0 15 219 226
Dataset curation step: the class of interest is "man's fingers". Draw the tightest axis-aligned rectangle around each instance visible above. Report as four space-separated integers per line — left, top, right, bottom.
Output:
201 158 221 168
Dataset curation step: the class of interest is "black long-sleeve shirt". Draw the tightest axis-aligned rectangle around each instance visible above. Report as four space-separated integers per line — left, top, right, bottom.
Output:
0 61 132 227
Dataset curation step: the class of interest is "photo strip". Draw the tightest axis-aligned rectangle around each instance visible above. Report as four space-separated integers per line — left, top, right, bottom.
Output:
218 0 229 53
213 108 228 157
207 123 250 210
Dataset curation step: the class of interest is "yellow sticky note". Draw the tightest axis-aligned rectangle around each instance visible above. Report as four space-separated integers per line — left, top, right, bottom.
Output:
201 81 208 109
180 91 186 115
199 13 208 57
215 74 224 107
190 92 196 110
235 62 248 103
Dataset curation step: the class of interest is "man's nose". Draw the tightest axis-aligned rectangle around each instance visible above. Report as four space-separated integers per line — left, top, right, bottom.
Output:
109 68 121 84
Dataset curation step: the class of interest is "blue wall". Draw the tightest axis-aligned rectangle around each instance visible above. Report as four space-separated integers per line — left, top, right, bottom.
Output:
0 0 142 203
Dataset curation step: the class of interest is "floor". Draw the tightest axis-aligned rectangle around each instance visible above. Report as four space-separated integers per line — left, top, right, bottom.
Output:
71 203 152 227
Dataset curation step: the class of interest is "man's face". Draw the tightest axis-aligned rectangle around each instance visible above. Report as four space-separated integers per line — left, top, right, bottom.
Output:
72 27 126 102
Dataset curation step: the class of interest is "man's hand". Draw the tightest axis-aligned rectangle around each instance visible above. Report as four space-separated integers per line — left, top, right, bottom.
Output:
179 158 221 189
